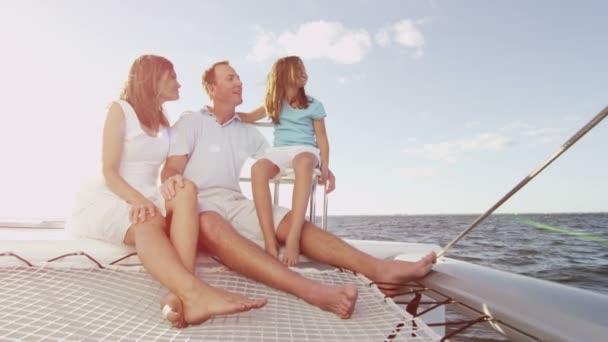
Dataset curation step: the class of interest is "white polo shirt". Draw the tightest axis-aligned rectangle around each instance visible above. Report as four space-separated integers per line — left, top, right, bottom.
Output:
169 107 269 193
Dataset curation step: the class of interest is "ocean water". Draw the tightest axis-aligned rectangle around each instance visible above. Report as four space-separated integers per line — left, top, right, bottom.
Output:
325 213 608 341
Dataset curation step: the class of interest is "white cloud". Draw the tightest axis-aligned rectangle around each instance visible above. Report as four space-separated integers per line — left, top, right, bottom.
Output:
522 127 565 145
501 121 565 145
374 19 426 56
393 167 440 178
246 27 282 62
500 120 532 132
374 29 391 47
404 133 511 162
247 21 372 64
248 18 428 64
403 119 570 162
392 20 425 48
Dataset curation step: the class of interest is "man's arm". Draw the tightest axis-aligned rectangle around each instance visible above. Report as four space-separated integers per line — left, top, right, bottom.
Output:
237 105 266 123
161 155 189 199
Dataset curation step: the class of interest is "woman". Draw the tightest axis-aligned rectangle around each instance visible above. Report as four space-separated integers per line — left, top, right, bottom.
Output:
70 55 265 328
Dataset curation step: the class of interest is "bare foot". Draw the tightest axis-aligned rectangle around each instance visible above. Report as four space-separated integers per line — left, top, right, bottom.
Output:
160 292 186 328
180 283 267 325
372 252 436 295
282 234 301 266
305 283 358 319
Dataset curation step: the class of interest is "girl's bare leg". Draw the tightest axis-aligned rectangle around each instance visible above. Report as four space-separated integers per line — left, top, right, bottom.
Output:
283 152 316 266
251 159 281 258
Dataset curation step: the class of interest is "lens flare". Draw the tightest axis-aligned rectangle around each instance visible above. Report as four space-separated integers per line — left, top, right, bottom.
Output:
519 219 608 245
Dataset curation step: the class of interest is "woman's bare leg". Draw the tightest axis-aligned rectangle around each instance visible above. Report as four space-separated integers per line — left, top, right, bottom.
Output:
159 180 200 327
123 216 266 326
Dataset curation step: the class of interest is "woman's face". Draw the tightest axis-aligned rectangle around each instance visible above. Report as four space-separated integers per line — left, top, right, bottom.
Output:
158 69 181 103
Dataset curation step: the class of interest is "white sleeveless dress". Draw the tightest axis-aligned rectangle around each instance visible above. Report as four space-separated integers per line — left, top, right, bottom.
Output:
69 100 169 245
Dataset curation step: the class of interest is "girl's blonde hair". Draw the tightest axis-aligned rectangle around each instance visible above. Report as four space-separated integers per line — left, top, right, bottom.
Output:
120 55 171 129
264 56 309 124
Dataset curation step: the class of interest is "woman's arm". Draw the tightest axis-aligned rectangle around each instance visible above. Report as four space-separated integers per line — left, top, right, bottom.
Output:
237 105 266 123
102 102 156 222
313 118 330 182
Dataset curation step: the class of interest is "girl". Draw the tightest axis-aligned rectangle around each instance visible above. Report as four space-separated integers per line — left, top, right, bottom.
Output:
70 55 265 328
241 56 330 266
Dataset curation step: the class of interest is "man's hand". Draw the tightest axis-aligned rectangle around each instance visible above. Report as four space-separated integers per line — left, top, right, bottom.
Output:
162 174 186 200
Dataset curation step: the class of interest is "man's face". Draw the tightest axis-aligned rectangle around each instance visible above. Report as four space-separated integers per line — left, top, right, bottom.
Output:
210 64 243 106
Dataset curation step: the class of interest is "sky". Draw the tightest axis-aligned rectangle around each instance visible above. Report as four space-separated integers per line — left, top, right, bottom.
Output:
0 0 606 219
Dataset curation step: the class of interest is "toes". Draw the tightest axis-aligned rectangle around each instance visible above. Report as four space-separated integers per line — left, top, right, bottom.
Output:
248 298 267 309
162 305 185 328
235 297 267 310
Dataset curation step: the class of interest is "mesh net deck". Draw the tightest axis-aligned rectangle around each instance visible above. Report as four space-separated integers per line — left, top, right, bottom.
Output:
0 259 440 342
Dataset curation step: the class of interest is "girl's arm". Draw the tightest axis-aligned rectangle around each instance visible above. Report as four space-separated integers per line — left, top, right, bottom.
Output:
102 102 157 222
237 105 266 123
313 118 330 182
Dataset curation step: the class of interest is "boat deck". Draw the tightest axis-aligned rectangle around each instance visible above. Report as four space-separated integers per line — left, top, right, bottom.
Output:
0 226 443 341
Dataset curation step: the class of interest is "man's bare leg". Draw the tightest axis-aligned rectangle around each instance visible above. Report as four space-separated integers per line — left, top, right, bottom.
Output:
124 215 266 326
276 213 436 294
198 212 357 319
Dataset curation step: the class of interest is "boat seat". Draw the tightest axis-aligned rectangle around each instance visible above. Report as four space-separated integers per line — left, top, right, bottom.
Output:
240 167 329 230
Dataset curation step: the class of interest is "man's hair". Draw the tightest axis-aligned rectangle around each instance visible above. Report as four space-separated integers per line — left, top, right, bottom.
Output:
202 60 230 97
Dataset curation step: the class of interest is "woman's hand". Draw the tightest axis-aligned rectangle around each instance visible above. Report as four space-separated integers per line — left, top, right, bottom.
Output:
129 198 157 224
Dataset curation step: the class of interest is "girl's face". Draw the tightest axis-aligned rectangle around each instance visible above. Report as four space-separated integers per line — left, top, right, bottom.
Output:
292 62 308 88
158 69 181 103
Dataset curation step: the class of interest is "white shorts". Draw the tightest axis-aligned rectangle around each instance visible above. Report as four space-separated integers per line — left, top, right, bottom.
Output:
198 188 290 246
261 145 320 173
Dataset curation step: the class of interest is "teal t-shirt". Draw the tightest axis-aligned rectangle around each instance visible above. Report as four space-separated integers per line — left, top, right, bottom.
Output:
273 97 326 147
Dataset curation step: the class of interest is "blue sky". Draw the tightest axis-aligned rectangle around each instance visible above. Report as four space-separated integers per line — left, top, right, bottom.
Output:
1 0 606 219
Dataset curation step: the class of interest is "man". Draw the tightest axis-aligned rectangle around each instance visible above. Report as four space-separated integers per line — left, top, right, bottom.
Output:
161 61 436 321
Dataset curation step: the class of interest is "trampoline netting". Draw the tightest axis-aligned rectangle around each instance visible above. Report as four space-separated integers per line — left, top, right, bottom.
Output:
0 254 439 341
